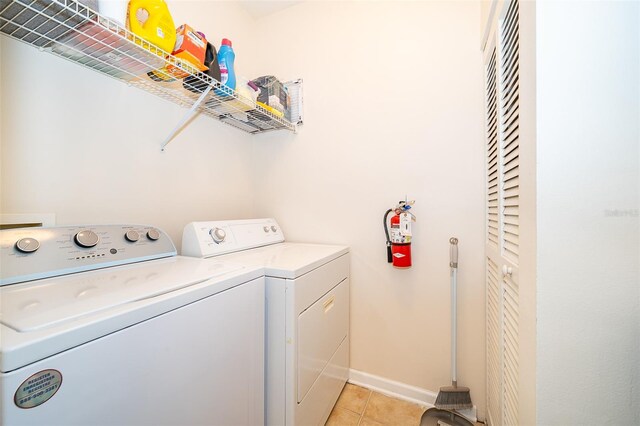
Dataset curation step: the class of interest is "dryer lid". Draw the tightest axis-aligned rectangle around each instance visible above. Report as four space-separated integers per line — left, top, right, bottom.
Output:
217 242 349 279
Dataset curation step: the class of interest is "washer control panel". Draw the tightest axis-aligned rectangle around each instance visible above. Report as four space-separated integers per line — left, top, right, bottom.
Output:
210 227 227 244
0 225 176 286
182 218 284 258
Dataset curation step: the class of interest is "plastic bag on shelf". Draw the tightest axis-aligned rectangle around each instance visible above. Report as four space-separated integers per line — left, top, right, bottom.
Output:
250 75 290 116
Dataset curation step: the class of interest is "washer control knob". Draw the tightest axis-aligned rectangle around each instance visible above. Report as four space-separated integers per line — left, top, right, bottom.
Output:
271 226 277 232
75 230 99 248
147 229 160 241
263 226 270 233
125 230 140 242
210 228 226 244
15 238 40 253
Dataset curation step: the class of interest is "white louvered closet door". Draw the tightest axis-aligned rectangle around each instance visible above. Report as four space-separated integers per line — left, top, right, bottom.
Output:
484 1 520 425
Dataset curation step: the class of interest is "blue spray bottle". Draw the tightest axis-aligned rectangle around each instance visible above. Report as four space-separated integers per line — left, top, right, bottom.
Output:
217 38 236 93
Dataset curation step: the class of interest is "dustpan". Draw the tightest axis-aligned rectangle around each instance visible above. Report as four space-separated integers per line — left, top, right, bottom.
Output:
420 407 473 426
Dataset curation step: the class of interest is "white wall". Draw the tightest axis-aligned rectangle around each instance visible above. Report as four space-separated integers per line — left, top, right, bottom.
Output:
249 1 487 416
0 1 258 249
1 0 489 417
536 1 640 424
0 37 3 203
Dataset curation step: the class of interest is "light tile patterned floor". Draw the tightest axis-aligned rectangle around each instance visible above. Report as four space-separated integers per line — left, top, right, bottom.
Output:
326 383 427 426
326 383 484 426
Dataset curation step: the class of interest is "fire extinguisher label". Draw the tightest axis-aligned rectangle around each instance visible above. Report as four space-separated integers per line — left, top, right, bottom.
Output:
400 213 412 236
393 252 406 258
391 229 411 243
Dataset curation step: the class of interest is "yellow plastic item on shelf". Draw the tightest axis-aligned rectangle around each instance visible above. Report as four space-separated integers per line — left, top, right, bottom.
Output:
127 0 176 53
256 101 284 118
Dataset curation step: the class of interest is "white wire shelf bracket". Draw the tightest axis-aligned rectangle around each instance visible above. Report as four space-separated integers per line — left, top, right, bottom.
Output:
0 0 297 145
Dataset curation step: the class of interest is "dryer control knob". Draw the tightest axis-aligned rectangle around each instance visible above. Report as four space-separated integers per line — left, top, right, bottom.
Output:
263 226 270 233
210 228 226 244
271 226 277 232
75 230 99 248
15 237 40 253
147 229 160 241
125 230 140 242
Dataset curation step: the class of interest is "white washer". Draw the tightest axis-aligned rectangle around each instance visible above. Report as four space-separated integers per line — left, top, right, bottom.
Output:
0 225 265 426
182 218 350 426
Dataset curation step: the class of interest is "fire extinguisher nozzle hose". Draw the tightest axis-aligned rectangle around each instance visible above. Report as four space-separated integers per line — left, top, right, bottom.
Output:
384 209 393 263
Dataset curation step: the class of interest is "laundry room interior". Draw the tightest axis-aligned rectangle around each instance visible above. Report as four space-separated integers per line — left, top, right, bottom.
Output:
0 0 638 425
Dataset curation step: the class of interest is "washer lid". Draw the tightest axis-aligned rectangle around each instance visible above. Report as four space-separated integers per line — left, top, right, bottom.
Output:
1 256 243 332
218 242 349 279
1 256 262 372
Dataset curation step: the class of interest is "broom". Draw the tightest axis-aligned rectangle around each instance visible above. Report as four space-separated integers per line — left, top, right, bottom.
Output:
434 237 473 410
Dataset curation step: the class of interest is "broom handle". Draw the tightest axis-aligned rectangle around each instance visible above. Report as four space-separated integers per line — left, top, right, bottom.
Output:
449 237 459 387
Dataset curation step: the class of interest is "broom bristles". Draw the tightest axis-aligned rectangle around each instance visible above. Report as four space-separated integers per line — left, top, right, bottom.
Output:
434 385 473 410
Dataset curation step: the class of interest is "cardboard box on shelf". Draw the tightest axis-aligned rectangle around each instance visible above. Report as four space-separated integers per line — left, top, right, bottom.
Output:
171 24 208 72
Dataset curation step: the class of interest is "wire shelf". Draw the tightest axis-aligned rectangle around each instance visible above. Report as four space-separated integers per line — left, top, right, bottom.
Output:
0 0 296 136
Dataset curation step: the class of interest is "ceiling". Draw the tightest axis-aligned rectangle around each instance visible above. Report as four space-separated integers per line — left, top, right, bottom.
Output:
239 1 301 19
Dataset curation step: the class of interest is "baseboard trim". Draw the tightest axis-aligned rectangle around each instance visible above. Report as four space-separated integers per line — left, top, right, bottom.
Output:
348 368 438 407
347 369 477 423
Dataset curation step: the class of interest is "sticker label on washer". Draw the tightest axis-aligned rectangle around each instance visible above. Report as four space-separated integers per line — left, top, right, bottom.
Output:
14 369 62 409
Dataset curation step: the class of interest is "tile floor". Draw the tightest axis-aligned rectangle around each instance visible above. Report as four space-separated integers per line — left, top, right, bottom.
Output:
326 383 426 426
325 383 483 426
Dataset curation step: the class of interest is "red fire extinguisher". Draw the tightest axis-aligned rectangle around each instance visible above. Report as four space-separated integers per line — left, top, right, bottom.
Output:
384 200 415 268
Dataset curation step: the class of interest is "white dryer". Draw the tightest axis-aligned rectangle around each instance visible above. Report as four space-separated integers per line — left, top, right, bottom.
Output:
0 225 265 426
182 218 350 426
